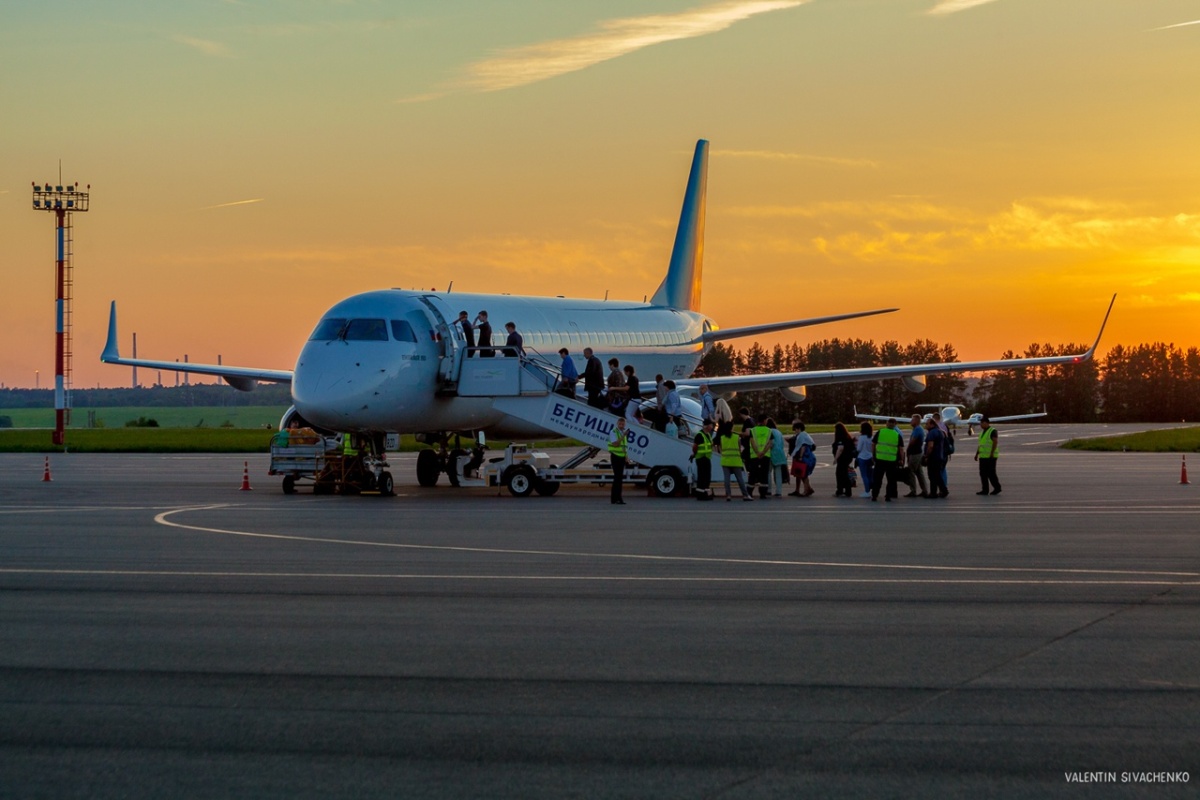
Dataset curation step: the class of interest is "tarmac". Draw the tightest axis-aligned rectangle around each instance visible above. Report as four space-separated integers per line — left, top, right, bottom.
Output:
1 423 1197 798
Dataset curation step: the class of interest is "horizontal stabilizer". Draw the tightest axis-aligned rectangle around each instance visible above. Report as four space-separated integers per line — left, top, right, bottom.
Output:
101 301 293 391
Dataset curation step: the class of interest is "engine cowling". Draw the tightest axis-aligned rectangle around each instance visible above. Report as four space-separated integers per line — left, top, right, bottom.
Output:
779 385 807 403
902 375 927 393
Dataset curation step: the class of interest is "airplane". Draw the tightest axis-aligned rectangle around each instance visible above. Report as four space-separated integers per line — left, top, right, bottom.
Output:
101 139 1115 487
855 404 1048 435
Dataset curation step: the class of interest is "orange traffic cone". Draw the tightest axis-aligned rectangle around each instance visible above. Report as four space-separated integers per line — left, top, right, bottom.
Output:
1182 455 1190 485
41 456 52 482
239 461 253 491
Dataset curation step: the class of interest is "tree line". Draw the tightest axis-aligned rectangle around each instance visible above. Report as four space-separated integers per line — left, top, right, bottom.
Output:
695 340 1200 424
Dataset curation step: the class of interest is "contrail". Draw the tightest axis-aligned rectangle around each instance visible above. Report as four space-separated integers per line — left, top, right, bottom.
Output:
201 198 264 210
1148 19 1200 32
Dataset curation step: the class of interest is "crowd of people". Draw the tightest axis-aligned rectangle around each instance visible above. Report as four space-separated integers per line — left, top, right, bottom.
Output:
454 317 1004 505
690 408 1003 503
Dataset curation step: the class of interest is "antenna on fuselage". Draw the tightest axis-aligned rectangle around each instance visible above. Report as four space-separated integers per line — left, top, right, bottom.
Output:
604 289 609 301
447 281 453 293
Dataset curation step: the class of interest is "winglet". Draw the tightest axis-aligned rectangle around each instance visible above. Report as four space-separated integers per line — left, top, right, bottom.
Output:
650 139 708 311
1082 294 1116 360
101 301 121 362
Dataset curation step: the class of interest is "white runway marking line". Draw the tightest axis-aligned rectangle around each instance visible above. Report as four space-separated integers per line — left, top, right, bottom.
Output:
151 505 1200 580
0 568 1195 586
0 505 191 514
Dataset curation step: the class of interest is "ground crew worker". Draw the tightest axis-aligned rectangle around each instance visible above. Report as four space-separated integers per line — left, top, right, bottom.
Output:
692 419 716 501
341 433 358 457
608 416 629 505
748 418 773 498
975 416 1001 495
871 418 904 502
716 424 753 502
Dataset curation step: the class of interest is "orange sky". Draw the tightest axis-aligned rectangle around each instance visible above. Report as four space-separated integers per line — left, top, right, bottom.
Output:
3 1 1198 389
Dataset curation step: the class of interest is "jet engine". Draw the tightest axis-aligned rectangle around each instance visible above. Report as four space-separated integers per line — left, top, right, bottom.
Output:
779 385 807 403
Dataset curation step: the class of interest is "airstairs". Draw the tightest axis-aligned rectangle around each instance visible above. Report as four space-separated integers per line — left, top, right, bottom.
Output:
455 354 703 496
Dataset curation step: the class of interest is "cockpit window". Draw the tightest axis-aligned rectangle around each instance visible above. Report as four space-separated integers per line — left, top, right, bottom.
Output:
343 319 389 341
309 318 347 341
390 320 418 343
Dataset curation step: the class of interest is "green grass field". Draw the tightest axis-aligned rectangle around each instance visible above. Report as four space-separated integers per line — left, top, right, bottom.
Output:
0 405 288 430
0 405 838 453
1060 427 1200 452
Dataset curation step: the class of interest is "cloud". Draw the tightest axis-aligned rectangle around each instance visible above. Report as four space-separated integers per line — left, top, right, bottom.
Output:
725 197 1200 267
1148 19 1200 32
926 0 1004 16
720 149 878 168
173 35 235 58
420 0 807 98
200 198 264 210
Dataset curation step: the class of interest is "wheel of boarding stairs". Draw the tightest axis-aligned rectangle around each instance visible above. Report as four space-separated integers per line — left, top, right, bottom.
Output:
648 466 684 498
505 464 537 498
534 477 560 496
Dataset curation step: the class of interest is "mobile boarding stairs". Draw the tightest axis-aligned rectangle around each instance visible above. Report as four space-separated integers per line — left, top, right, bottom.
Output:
448 353 702 498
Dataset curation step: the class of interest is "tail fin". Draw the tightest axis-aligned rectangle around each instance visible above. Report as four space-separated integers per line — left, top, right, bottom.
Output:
650 139 708 311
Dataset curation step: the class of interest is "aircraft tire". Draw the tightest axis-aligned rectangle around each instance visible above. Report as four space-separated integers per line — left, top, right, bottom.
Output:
416 449 440 487
378 471 394 497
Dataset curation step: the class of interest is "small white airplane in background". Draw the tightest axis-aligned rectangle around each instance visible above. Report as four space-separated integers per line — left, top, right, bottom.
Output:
855 403 1048 434
102 139 1112 488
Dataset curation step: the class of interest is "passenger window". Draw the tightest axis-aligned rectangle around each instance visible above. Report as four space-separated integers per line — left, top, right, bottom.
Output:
309 318 347 341
344 319 389 341
390 320 418 343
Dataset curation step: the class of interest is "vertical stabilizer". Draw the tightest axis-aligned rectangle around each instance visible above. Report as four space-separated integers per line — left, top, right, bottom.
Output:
650 139 708 311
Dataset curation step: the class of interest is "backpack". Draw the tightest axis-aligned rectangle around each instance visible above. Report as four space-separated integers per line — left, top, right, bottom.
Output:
945 430 955 456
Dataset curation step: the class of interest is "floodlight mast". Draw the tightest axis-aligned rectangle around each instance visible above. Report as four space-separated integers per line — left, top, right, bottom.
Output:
31 181 90 448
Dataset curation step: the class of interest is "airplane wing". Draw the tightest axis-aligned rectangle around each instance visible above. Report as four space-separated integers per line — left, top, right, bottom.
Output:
700 308 898 344
986 408 1049 423
689 295 1115 396
852 406 901 423
100 301 293 391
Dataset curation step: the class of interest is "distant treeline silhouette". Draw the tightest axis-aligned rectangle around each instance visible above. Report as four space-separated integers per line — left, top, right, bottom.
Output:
2 340 1196 424
695 340 1200 424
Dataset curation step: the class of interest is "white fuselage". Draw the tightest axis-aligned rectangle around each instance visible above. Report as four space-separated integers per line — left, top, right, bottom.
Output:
291 289 713 437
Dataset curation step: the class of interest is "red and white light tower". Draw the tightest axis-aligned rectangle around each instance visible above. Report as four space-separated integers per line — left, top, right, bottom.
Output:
32 180 90 448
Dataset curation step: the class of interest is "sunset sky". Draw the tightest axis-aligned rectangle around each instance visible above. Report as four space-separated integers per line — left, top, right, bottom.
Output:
3 0 1198 389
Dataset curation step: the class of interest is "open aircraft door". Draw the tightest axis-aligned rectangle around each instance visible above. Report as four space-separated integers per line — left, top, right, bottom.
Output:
418 295 465 392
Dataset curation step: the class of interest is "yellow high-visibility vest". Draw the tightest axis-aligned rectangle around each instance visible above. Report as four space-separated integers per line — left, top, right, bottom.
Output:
719 434 744 468
875 427 901 462
608 428 627 458
695 431 713 459
978 427 998 458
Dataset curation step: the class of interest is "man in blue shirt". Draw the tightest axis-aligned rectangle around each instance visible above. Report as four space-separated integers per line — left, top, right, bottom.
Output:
904 413 928 497
557 348 578 398
923 418 949 498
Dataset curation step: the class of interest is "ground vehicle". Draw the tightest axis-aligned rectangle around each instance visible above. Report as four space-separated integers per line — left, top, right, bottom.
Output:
439 442 692 498
269 438 394 496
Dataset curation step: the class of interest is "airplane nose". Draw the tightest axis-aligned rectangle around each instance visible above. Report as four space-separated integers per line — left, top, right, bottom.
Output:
292 344 390 428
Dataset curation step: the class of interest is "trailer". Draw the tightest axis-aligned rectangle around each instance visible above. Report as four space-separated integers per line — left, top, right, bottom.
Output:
269 441 395 496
